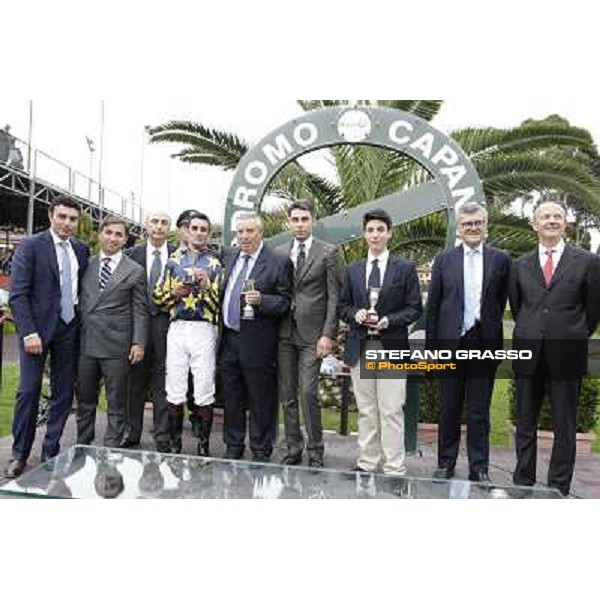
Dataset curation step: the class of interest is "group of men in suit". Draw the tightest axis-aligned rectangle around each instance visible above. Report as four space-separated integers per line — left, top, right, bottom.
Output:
427 200 600 496
6 197 149 478
5 194 599 496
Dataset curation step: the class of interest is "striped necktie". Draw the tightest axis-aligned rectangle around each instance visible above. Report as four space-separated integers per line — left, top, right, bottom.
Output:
99 257 112 291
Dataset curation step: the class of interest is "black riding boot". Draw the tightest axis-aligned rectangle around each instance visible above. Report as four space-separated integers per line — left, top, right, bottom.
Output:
168 404 184 454
196 405 214 457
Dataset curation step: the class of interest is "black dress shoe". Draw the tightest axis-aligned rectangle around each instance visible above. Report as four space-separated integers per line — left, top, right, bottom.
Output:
251 455 271 464
40 449 58 463
433 466 455 480
224 448 244 460
281 454 303 466
469 470 492 485
119 437 141 449
308 457 324 469
353 465 368 472
5 459 27 479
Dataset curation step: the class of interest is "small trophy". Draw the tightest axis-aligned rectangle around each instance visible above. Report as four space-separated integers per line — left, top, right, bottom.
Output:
183 267 195 286
365 287 381 336
242 279 256 320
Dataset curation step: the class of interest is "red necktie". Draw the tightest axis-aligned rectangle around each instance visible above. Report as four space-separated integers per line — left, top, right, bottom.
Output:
543 249 554 286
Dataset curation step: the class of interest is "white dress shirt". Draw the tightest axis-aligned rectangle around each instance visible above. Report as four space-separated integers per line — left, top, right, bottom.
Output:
50 229 79 307
99 250 123 277
538 238 565 275
291 236 313 268
145 242 169 278
365 249 389 288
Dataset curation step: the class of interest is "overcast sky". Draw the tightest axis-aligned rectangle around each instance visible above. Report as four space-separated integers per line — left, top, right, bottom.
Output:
2 99 600 228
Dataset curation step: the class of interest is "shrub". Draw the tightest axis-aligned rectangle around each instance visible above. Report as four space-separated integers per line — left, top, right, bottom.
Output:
419 374 442 423
508 376 599 434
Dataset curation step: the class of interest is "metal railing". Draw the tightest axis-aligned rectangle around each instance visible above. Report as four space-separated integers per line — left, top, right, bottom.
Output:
4 133 143 225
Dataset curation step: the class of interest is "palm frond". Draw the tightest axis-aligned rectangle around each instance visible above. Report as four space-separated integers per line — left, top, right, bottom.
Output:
451 124 596 158
377 100 444 121
297 100 349 111
147 120 249 170
267 160 345 215
477 152 600 212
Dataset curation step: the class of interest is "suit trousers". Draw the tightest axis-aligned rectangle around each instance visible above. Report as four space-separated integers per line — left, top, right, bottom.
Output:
11 316 79 461
77 355 130 447
126 312 170 444
350 340 407 474
278 337 324 460
438 327 496 474
220 329 277 459
513 347 579 495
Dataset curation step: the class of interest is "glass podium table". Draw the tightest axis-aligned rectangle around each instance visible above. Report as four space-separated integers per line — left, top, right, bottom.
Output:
0 446 563 499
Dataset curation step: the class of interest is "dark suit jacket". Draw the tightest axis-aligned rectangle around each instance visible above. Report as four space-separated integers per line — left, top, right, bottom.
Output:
278 238 340 346
79 254 148 359
221 244 292 368
338 254 423 367
509 243 600 377
9 229 90 345
426 244 510 351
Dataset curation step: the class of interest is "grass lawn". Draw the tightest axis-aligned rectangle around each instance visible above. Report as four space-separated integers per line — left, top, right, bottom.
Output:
490 379 511 446
0 365 19 437
0 364 107 438
1 363 599 452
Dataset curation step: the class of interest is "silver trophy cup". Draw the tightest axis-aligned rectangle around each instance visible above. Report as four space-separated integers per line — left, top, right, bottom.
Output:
242 279 256 320
366 287 381 336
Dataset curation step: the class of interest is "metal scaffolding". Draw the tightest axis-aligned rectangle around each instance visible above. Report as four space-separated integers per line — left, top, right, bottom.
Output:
0 133 143 237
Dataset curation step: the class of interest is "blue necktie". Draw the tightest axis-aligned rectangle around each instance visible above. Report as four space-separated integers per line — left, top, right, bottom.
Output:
59 242 74 324
227 254 250 331
463 249 478 334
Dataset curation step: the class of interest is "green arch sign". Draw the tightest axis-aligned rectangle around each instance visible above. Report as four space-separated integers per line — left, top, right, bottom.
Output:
223 106 484 246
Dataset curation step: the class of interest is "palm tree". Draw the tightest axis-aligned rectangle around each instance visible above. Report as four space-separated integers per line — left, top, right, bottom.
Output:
147 101 600 261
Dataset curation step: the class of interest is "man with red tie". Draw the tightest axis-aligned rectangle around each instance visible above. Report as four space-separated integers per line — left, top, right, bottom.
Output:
510 200 600 496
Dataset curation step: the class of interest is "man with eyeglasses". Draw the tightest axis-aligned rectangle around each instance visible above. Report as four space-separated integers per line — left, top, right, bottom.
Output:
426 201 510 484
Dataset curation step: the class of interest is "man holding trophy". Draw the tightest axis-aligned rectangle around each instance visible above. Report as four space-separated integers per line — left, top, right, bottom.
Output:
154 213 223 456
339 209 422 475
220 213 292 462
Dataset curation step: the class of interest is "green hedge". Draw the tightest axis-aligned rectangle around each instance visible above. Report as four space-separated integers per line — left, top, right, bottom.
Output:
507 376 599 433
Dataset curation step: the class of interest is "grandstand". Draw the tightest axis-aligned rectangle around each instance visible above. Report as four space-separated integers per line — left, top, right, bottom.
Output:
0 132 144 250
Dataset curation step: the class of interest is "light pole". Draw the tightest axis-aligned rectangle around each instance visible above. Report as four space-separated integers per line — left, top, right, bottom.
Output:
140 125 149 210
98 100 105 222
85 136 96 201
26 101 35 235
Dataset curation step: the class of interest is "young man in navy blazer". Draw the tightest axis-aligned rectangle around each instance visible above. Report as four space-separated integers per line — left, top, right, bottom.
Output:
338 209 422 475
6 196 90 478
426 201 510 483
